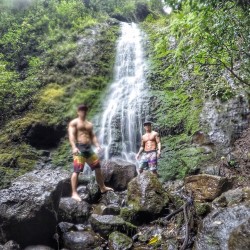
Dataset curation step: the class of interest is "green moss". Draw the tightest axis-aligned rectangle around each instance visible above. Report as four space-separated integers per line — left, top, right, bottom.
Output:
0 143 38 189
51 139 72 168
67 89 101 118
0 166 20 189
109 231 133 249
34 83 66 125
0 153 15 167
120 207 138 223
158 141 212 181
39 84 65 103
168 193 185 208
4 114 41 142
195 202 211 216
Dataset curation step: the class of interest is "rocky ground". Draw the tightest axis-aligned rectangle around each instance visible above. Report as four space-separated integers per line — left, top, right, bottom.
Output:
0 128 249 250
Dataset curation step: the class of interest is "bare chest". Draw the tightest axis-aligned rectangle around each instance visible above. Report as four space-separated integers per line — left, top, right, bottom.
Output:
76 121 92 133
142 133 156 142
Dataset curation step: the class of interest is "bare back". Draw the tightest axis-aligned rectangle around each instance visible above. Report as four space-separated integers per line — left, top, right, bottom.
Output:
70 118 93 144
141 131 159 151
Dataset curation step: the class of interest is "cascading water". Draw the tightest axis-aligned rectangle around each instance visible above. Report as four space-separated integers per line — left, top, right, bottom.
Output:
97 22 149 162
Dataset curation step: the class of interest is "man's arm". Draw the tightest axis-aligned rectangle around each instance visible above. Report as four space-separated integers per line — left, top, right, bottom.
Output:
90 124 101 149
155 132 161 157
136 138 145 160
68 120 80 154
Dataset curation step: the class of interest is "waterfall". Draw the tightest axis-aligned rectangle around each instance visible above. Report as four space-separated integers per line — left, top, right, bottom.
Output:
97 22 149 162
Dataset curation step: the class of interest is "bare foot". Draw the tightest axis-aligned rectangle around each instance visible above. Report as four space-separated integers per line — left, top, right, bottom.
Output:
71 192 82 202
100 186 114 194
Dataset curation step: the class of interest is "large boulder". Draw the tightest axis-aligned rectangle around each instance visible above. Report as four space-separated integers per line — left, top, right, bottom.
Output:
92 190 121 215
89 214 137 238
86 181 101 203
195 204 250 250
185 174 232 201
127 172 169 215
62 231 101 250
0 169 70 248
101 159 137 191
98 190 120 205
57 222 77 235
93 203 121 216
108 231 133 250
228 218 250 250
57 222 100 249
213 187 250 207
58 198 91 223
75 185 90 201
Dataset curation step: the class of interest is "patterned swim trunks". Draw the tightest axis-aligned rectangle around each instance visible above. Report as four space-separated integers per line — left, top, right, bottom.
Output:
139 150 157 171
73 143 100 173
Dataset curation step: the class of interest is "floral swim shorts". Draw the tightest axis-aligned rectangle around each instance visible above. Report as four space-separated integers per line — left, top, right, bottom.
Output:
139 150 157 172
73 143 100 173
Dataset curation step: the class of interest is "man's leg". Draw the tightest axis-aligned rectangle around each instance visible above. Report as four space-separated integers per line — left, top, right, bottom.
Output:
71 172 82 201
139 152 147 174
95 168 113 193
86 151 113 194
149 151 158 177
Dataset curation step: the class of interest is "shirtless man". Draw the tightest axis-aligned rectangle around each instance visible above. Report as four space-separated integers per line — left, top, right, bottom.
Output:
136 121 161 175
68 104 113 201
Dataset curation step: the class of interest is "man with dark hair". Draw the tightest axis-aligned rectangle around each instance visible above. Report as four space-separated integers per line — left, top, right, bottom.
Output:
68 104 113 201
136 121 161 176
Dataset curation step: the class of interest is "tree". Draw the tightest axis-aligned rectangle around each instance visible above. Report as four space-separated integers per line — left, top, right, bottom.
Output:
161 1 250 87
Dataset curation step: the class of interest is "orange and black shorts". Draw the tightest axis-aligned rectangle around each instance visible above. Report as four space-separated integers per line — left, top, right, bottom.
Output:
73 143 100 173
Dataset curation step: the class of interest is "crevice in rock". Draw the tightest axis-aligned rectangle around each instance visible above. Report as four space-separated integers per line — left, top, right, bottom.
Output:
24 123 66 149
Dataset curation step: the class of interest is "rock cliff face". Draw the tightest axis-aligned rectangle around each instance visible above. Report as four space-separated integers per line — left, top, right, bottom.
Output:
141 15 250 182
0 20 119 189
200 94 250 155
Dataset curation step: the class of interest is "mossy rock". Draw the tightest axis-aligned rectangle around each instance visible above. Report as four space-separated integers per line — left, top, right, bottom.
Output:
127 172 169 218
89 214 137 239
109 231 133 250
120 207 138 224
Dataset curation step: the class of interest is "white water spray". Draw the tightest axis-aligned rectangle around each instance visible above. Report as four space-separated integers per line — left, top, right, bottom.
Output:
97 22 149 162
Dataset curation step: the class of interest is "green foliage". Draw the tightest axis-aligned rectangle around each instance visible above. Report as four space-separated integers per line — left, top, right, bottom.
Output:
0 0 120 188
0 143 39 189
164 0 250 11
51 139 72 169
67 89 101 117
84 0 163 21
141 0 250 181
154 1 250 89
0 54 42 123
